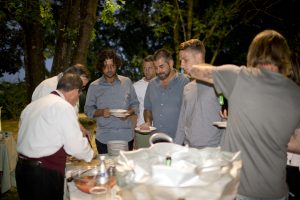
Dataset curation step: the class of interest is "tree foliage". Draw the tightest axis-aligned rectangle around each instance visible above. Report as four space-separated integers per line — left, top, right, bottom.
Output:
1 0 300 93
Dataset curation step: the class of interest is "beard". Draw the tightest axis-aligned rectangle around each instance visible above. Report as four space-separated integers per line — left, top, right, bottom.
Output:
157 68 171 80
104 71 116 79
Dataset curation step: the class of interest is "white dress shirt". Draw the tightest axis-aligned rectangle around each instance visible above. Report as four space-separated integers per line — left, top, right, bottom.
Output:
17 90 93 162
31 73 80 113
287 152 300 169
133 78 149 126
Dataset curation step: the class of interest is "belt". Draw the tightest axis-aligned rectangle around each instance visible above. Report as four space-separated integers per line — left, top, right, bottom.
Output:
18 156 42 167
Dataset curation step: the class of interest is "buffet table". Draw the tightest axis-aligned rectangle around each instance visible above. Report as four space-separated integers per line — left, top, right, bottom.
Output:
65 144 241 200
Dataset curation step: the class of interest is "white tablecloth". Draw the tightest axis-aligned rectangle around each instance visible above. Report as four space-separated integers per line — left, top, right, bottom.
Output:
0 131 17 193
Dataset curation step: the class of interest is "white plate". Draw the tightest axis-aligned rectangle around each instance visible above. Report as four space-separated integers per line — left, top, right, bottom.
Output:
213 121 227 128
135 126 157 133
110 109 127 114
110 109 129 117
112 113 130 118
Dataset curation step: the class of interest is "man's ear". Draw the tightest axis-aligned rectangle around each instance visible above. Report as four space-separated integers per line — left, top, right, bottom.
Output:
169 59 174 68
196 52 204 63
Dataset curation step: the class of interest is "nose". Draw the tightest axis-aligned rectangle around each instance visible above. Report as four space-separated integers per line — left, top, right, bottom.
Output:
156 67 163 74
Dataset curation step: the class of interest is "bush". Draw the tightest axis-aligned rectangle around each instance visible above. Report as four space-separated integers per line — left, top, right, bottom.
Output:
0 82 28 120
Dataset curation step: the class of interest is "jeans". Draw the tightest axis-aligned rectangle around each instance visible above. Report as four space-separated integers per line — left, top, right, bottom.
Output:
236 194 289 200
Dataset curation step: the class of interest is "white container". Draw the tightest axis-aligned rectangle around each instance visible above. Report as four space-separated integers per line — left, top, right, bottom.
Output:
107 140 128 156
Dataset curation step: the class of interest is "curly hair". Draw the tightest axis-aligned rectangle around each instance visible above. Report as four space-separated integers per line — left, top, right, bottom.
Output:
96 48 123 72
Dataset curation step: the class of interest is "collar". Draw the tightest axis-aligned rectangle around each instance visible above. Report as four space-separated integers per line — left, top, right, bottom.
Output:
99 75 121 84
51 90 65 100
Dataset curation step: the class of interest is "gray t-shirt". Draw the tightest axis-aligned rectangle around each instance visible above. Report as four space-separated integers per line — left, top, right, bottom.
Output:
144 72 190 138
175 80 223 148
213 65 300 198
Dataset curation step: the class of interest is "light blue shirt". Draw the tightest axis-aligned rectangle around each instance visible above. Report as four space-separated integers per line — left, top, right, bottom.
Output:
144 72 189 138
84 75 139 143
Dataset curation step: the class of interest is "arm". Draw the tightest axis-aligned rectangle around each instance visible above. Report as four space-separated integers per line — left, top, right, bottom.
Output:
288 128 300 154
60 106 94 162
127 81 139 126
140 109 153 129
174 99 186 145
84 84 111 118
93 108 110 118
190 64 215 84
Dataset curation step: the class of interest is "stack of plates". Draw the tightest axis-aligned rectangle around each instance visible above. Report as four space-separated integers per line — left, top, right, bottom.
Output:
107 140 129 156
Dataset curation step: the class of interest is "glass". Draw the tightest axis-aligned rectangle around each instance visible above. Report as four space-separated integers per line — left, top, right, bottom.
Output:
89 186 108 200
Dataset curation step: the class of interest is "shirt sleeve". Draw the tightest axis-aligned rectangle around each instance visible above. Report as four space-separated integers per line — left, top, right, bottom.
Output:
32 83 53 101
212 64 241 99
58 105 94 162
84 84 98 118
174 95 186 145
129 80 140 114
144 84 152 111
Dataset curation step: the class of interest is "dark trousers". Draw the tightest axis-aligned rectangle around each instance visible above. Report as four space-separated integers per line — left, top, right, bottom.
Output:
95 139 134 154
16 160 64 200
286 165 300 200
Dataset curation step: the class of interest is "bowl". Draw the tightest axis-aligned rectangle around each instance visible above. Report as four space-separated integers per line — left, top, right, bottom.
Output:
73 167 117 193
149 133 173 146
107 140 128 156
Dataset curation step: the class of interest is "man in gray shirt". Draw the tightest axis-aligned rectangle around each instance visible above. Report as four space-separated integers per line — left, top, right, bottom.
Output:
84 48 139 154
141 48 190 139
175 39 223 148
190 30 300 200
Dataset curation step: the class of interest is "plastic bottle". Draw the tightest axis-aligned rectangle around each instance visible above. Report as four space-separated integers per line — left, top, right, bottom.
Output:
165 153 172 166
218 94 228 112
98 155 108 185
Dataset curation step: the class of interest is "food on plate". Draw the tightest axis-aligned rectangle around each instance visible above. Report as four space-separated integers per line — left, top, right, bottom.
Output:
74 176 116 193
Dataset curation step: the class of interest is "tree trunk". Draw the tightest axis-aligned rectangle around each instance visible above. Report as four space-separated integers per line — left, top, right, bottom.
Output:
71 0 98 66
51 0 81 75
21 0 45 101
173 16 180 70
187 0 193 40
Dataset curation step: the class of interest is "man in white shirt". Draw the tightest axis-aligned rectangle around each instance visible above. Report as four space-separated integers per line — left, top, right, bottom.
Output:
133 55 156 148
31 64 90 104
31 64 91 138
16 73 95 200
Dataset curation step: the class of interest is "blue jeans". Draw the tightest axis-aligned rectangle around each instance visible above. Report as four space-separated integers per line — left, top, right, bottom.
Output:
236 194 288 200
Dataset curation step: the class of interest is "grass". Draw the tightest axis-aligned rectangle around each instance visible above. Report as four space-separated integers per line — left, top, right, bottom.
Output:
1 119 19 140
